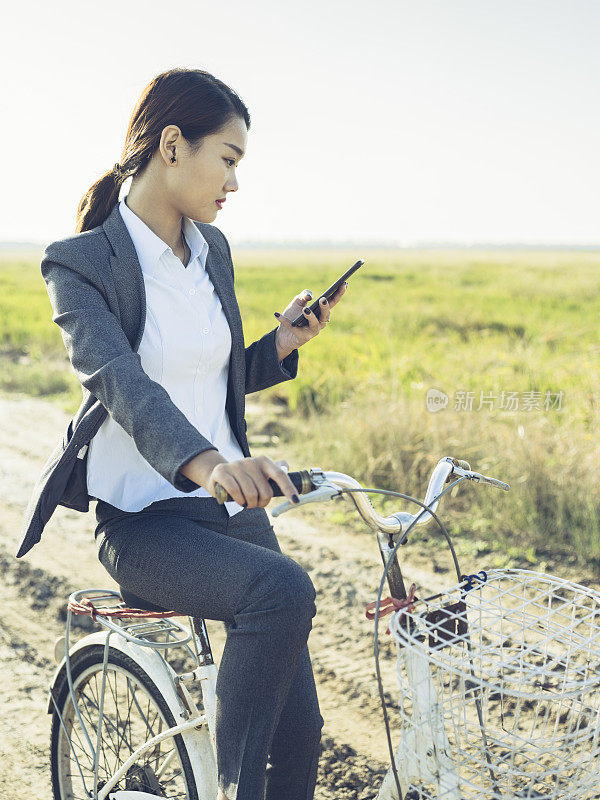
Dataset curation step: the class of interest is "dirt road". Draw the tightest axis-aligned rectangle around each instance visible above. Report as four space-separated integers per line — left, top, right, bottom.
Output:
0 392 451 799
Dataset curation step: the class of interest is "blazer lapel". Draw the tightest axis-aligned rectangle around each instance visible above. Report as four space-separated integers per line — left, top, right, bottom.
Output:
200 230 245 435
102 202 146 350
201 237 243 353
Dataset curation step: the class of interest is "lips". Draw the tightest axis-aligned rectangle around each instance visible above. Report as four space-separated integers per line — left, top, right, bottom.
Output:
215 198 226 209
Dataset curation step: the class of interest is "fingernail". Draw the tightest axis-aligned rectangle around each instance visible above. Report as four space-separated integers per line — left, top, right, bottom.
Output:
304 307 310 315
274 312 281 318
321 297 328 304
305 290 313 298
292 494 300 504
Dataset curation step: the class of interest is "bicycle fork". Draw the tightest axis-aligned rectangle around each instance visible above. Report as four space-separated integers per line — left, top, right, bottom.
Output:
375 533 460 800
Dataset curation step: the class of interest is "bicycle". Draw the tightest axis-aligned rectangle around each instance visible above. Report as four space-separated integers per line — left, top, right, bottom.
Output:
47 456 600 799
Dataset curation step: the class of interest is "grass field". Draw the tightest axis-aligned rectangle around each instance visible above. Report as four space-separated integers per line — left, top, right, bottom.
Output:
1 246 599 567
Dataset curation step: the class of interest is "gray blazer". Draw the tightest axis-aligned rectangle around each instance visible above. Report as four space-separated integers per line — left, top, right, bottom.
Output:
15 201 298 559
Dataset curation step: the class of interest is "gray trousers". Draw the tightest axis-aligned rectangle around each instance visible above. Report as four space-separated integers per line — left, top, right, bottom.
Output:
94 496 324 800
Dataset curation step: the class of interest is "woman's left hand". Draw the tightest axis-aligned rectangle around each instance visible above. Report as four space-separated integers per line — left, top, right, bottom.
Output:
273 282 348 356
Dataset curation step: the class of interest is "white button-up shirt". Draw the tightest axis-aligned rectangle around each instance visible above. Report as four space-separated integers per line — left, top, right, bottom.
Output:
86 195 245 516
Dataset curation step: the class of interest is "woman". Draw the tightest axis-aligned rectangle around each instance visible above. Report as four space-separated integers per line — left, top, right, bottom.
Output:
23 67 348 800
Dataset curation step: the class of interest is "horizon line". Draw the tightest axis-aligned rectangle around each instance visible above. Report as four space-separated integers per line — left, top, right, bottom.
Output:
1 239 600 252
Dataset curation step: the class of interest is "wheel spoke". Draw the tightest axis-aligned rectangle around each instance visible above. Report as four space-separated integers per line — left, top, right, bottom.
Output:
53 657 195 799
78 687 122 761
125 675 136 753
78 673 122 779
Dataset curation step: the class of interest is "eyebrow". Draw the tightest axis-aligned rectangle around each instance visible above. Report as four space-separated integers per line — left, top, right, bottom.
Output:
223 142 245 157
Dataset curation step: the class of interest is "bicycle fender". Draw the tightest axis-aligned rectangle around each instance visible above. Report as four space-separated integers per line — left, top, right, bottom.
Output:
47 630 217 798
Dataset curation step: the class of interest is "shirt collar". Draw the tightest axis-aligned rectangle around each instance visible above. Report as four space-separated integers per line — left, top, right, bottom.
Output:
181 213 209 267
119 195 208 276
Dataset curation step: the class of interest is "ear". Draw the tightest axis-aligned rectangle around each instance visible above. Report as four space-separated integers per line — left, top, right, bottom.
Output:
159 124 183 168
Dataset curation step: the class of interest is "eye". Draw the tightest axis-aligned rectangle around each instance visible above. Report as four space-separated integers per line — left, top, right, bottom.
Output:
224 158 236 167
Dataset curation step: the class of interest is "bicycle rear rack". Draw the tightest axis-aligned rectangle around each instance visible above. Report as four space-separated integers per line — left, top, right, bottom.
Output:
67 588 194 648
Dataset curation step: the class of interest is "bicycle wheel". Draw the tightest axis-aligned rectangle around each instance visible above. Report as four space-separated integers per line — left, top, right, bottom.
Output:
50 644 199 800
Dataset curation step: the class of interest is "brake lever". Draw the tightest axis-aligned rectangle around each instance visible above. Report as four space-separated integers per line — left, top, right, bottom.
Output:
271 469 343 516
468 472 511 491
450 460 510 491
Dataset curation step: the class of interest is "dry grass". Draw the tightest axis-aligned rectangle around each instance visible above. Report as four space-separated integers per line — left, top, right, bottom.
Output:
2 246 599 566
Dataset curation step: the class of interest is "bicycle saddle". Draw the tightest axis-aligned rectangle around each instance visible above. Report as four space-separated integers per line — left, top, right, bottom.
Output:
119 586 170 613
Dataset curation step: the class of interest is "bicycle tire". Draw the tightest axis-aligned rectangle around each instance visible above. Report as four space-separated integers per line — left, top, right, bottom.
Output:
49 644 200 800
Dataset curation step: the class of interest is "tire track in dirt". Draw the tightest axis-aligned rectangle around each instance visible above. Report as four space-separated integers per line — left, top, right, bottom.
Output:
0 574 56 797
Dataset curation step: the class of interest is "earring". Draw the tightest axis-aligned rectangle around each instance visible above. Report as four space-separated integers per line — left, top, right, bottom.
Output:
170 148 176 164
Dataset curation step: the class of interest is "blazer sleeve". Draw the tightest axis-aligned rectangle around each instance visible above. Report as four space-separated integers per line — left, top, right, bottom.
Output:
41 245 217 492
244 327 298 394
214 228 299 394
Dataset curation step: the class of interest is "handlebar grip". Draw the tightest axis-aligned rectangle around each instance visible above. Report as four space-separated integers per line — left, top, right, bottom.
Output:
214 470 314 505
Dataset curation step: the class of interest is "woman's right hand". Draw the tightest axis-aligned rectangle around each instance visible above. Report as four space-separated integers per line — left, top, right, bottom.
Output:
181 451 300 508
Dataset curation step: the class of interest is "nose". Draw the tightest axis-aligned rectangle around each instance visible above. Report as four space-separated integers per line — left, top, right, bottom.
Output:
224 172 239 193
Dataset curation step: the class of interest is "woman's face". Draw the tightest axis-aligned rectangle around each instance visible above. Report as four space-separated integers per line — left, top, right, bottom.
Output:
168 115 248 224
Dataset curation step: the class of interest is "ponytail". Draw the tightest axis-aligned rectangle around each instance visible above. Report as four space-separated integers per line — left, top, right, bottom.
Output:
75 166 126 233
74 67 250 233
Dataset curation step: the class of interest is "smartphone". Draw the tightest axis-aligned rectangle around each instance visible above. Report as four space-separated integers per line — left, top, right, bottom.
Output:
290 259 364 327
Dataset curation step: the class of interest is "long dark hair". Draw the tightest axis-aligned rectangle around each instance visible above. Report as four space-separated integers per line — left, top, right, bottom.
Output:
75 68 251 233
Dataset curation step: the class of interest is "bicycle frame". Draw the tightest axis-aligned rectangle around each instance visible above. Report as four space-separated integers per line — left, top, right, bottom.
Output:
48 532 450 800
49 589 220 800
53 584 453 800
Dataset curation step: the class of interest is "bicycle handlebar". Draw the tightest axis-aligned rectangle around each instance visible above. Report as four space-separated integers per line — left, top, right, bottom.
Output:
214 457 510 535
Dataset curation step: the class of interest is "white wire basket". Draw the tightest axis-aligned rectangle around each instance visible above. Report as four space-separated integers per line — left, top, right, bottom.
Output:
387 568 600 800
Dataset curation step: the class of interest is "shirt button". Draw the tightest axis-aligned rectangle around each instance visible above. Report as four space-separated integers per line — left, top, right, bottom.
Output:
202 327 209 334
189 288 196 295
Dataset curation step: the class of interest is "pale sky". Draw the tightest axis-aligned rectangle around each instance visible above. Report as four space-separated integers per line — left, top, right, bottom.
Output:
2 0 598 246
